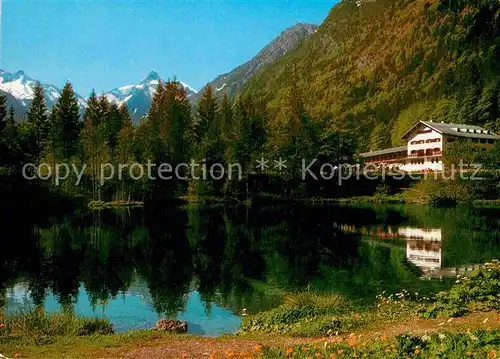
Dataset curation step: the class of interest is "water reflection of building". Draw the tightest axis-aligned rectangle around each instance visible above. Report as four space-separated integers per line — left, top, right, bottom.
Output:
399 227 442 273
397 227 442 241
338 223 443 273
406 238 441 272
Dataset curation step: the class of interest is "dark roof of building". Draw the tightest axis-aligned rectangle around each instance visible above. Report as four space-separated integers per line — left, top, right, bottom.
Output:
359 146 407 158
401 120 500 140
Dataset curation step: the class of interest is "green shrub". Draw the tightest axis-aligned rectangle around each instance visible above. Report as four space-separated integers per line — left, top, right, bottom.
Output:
420 261 500 318
0 309 113 344
240 292 364 336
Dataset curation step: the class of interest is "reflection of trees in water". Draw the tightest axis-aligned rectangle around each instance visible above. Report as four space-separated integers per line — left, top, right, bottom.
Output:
1 205 359 314
4 204 499 315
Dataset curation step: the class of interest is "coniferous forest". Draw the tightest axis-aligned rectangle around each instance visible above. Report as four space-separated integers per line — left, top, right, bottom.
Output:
3 0 500 207
244 0 500 150
0 79 358 206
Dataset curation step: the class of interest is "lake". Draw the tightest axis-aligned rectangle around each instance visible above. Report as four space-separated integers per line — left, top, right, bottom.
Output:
1 203 500 335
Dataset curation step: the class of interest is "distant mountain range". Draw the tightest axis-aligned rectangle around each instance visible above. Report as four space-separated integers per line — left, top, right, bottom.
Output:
0 69 87 117
0 22 318 123
0 69 197 123
191 23 318 102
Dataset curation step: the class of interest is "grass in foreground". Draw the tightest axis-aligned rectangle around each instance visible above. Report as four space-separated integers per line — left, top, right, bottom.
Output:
0 329 179 358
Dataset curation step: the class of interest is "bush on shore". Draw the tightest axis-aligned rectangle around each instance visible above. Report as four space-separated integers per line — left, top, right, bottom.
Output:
419 261 500 318
0 309 113 345
241 261 500 337
240 292 378 336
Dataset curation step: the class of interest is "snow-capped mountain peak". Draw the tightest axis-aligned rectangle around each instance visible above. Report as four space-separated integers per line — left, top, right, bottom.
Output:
141 70 161 84
180 81 198 95
0 69 86 111
103 71 198 123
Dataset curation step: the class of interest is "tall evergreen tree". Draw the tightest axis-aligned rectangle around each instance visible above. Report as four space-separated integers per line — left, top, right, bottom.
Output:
0 99 14 167
50 82 81 160
27 82 49 166
0 94 7 132
218 94 233 141
105 102 123 152
118 104 132 128
145 80 192 199
231 95 266 170
115 110 135 201
7 106 15 123
81 92 110 200
195 85 218 144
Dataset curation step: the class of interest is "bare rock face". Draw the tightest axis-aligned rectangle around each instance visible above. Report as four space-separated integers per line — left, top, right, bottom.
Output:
151 319 188 333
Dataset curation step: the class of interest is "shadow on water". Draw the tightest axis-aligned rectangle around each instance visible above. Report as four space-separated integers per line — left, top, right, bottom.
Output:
1 201 499 334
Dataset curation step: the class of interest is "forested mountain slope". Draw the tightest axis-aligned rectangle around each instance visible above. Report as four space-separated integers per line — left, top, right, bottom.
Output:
242 0 500 150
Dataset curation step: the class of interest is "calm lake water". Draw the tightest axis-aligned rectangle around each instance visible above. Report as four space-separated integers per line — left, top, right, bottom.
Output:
1 204 500 335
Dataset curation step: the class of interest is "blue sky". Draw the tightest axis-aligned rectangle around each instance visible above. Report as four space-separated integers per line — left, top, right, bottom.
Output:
3 0 334 96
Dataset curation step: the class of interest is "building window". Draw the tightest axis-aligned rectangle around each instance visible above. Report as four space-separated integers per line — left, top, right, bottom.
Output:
417 129 432 134
488 139 495 144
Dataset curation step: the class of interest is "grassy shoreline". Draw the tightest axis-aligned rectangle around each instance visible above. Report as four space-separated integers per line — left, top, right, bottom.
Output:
85 193 500 209
88 200 144 209
2 262 499 358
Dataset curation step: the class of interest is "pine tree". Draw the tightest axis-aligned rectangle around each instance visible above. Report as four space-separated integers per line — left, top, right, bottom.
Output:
231 95 266 170
145 80 192 199
8 106 15 123
0 94 7 132
0 120 20 168
50 82 81 160
0 100 15 167
116 110 135 201
27 82 49 166
105 102 124 152
81 92 109 200
118 104 132 127
195 85 218 144
218 94 234 141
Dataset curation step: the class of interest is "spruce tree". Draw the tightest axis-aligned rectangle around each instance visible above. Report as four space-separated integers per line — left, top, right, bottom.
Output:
0 93 7 132
105 103 124 152
118 104 132 127
218 94 233 141
7 105 15 123
50 82 81 160
116 109 135 201
27 82 49 166
81 91 109 200
1 106 20 167
145 80 191 199
195 85 218 144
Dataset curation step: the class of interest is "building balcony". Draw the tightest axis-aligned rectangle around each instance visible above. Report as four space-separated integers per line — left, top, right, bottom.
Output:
408 153 442 158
